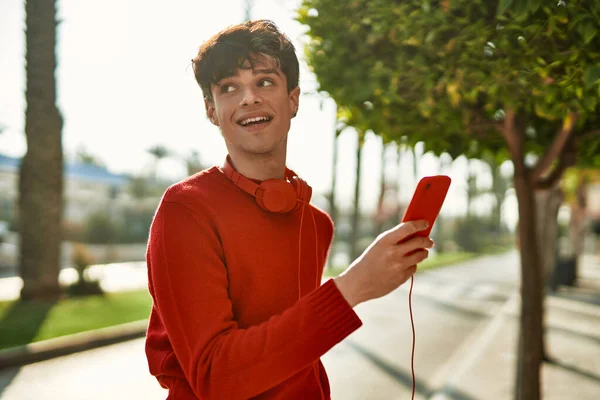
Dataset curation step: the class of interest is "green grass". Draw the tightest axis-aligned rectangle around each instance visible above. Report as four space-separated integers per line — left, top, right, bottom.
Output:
0 290 152 350
417 251 477 272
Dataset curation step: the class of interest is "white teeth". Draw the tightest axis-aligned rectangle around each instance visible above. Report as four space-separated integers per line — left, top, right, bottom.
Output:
240 116 270 126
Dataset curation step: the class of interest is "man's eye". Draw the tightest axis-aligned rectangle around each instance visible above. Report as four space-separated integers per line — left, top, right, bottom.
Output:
259 79 274 87
221 84 236 93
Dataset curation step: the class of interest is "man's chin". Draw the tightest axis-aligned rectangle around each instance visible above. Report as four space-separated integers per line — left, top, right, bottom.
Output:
238 142 284 157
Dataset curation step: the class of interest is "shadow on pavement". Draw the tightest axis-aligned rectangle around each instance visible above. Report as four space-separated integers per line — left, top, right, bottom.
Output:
409 291 489 320
0 367 20 396
0 299 56 392
433 386 481 400
346 340 479 400
551 284 600 306
546 357 600 384
346 339 430 396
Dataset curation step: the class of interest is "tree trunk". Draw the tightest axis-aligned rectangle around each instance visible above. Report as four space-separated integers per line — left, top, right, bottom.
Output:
327 127 339 269
349 132 364 261
488 157 505 231
396 144 406 223
374 141 386 236
534 186 563 286
569 176 589 281
329 130 339 228
466 161 477 220
19 0 64 301
533 185 563 362
513 166 543 400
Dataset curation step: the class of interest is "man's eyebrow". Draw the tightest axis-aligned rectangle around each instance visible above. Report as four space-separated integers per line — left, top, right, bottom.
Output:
214 68 281 84
253 68 281 76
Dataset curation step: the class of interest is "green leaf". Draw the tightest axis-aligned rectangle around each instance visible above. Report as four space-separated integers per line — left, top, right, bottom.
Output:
579 21 597 44
584 65 600 89
529 0 542 13
497 0 514 16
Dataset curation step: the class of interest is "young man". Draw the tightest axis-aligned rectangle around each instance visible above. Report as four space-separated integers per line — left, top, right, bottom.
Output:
145 20 433 400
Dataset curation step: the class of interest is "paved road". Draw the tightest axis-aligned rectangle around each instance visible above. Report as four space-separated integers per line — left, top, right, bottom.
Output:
0 252 520 400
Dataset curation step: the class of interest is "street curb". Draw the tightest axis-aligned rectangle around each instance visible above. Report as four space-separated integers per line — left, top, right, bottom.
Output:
0 319 148 370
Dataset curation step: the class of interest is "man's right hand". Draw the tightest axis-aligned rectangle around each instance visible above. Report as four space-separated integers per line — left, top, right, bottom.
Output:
333 220 434 307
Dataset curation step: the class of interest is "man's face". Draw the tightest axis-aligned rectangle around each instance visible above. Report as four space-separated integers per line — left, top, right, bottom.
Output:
205 54 300 159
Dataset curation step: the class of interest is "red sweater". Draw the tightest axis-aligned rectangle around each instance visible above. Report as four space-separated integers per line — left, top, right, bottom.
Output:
145 166 362 399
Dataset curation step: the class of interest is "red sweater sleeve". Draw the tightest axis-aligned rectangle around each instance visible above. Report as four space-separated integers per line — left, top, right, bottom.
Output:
148 200 362 399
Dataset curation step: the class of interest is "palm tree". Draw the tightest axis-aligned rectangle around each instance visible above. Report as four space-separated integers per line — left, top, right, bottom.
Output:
183 150 204 176
75 146 103 167
19 0 64 300
147 145 170 182
244 0 255 21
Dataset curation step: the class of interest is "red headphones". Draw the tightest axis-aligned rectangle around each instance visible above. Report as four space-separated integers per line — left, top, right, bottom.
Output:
221 155 312 213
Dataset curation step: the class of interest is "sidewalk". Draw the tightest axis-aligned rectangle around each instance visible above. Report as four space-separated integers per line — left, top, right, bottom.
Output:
429 253 600 400
1 254 599 400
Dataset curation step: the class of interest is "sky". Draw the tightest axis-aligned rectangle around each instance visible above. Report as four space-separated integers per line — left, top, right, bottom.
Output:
0 0 519 227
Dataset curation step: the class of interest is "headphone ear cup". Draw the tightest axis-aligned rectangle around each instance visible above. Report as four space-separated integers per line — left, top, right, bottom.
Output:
259 180 298 213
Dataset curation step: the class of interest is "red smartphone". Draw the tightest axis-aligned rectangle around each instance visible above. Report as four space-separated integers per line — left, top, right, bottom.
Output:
399 175 451 247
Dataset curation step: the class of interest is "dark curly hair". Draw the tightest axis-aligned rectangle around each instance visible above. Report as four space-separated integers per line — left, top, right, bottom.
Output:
192 20 300 101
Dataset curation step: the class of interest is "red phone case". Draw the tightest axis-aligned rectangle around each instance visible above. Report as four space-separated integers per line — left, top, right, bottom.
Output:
399 175 451 245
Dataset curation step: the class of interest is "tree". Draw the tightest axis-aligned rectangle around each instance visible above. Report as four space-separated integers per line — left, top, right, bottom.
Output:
147 145 170 182
374 139 387 236
183 150 204 176
561 167 600 277
465 160 481 220
244 0 255 22
298 1 600 398
484 153 512 232
349 130 365 261
19 0 64 301
75 146 104 167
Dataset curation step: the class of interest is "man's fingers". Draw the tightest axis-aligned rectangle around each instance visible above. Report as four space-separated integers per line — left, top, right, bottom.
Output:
404 265 418 279
382 220 429 244
405 249 429 266
395 236 434 256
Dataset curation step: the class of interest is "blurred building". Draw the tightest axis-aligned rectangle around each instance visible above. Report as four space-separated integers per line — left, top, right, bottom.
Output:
0 153 129 224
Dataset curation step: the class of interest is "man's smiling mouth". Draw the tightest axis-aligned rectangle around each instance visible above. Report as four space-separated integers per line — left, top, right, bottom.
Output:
238 116 273 127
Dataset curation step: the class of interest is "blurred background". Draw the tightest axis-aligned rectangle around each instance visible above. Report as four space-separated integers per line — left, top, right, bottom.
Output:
0 0 525 273
0 0 599 399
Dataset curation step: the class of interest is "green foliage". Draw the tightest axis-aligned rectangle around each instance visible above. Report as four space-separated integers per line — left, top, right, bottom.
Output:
128 176 153 199
118 206 154 243
82 207 153 245
84 211 116 244
72 243 94 278
68 243 104 296
298 0 600 165
454 217 513 253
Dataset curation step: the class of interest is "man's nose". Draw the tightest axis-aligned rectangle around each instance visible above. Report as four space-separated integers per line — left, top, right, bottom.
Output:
240 86 262 106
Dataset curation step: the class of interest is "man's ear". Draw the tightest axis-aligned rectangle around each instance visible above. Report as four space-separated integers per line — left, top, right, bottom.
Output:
204 98 220 126
289 86 300 118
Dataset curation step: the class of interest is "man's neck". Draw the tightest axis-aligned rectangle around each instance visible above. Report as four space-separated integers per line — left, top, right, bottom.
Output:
225 151 287 181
